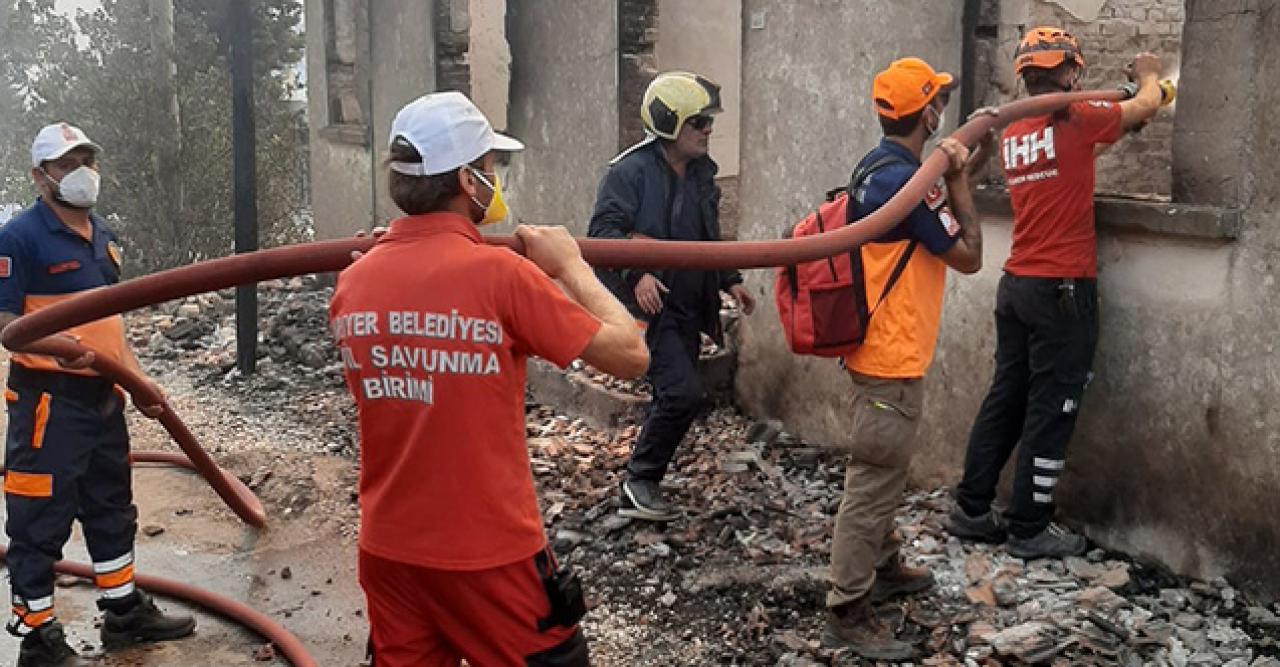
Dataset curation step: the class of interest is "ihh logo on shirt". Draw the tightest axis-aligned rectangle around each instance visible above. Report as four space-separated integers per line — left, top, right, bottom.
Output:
1003 127 1056 170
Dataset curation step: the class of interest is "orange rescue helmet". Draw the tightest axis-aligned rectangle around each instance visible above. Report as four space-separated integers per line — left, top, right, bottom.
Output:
1014 26 1085 75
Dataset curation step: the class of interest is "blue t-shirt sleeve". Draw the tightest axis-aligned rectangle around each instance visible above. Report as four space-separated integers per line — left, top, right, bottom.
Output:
0 230 30 315
907 197 960 256
868 164 960 256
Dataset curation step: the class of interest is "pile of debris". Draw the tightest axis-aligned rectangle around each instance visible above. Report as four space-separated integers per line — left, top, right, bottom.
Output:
566 358 652 399
527 409 1280 665
130 276 341 381
128 277 357 456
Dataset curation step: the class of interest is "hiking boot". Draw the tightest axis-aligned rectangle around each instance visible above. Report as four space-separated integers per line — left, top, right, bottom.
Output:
820 594 915 660
99 591 196 650
1007 523 1088 560
870 553 936 602
944 504 1007 544
618 479 680 522
17 622 87 667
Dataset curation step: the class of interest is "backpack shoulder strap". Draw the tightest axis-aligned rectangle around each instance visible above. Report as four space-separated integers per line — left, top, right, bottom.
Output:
869 239 918 314
851 154 908 194
841 152 916 319
846 154 909 224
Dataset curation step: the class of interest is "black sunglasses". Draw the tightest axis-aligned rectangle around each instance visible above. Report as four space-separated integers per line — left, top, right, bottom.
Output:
686 114 715 130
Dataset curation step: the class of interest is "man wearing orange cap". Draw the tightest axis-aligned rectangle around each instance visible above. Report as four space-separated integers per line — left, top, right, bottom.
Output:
820 58 990 659
947 29 1163 560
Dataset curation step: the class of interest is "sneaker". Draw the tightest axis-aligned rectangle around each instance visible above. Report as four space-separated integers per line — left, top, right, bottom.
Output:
99 591 196 650
1007 523 1088 560
944 504 1007 544
17 622 86 667
820 594 916 660
870 553 936 602
618 479 680 522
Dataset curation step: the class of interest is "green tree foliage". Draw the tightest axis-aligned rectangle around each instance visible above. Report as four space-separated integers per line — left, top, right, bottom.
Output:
0 0 309 275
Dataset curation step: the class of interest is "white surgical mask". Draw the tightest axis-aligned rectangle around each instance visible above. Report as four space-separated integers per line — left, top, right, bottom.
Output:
923 105 942 140
42 165 100 209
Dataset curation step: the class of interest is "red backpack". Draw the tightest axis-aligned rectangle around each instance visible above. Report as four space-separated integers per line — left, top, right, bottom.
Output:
774 155 916 357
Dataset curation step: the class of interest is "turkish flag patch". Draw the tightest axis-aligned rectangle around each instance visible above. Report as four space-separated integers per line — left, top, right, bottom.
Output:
0 257 10 278
924 181 947 211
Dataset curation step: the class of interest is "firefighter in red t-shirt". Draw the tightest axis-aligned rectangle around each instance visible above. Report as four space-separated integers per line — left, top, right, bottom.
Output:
331 92 648 666
946 28 1165 558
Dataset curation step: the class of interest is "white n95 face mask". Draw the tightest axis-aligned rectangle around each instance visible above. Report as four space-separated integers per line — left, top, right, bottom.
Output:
43 165 101 209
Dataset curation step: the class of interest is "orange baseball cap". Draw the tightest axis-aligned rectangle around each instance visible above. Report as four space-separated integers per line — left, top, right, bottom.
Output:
872 58 955 120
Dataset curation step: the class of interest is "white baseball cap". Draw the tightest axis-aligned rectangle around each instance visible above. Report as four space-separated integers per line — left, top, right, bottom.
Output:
31 122 101 168
388 91 523 176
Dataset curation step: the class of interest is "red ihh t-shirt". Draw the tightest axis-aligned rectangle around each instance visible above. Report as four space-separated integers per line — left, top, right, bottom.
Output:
330 213 601 570
1001 100 1123 278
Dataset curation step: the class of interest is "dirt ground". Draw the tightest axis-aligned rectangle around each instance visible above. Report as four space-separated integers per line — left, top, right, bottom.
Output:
0 352 368 666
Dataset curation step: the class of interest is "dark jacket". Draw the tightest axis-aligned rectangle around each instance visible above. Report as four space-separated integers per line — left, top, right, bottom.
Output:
586 137 742 340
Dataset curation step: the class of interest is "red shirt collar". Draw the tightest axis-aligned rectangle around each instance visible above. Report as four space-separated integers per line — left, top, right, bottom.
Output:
383 212 482 244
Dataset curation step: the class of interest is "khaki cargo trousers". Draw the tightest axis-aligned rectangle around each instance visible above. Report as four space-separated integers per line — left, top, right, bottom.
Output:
827 370 924 608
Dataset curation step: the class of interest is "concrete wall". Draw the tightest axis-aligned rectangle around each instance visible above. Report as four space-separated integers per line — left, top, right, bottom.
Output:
1054 0 1280 595
618 0 659 150
962 0 1280 596
502 0 620 235
1074 0 1280 599
306 0 438 237
304 0 374 241
368 1 437 224
735 0 1280 597
656 0 743 177
469 0 510 130
1170 0 1256 207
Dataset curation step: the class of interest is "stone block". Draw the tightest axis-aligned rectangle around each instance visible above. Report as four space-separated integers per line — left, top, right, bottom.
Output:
526 360 648 431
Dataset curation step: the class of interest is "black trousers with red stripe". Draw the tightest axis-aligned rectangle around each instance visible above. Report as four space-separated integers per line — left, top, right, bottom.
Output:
4 366 136 624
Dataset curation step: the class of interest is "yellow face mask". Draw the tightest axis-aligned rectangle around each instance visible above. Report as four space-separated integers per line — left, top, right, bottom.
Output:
469 169 509 225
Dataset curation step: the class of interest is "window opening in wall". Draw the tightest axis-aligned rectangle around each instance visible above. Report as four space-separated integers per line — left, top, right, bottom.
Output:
323 0 367 142
436 0 474 95
972 0 1185 200
970 1 1235 239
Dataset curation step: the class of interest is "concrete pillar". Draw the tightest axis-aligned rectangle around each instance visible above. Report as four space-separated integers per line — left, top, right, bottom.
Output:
469 0 511 130
1171 0 1260 206
503 0 620 234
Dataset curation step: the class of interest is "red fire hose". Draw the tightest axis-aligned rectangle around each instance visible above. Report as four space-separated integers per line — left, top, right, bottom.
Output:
0 89 1123 666
8 336 266 529
1 89 1125 351
0 541 316 667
